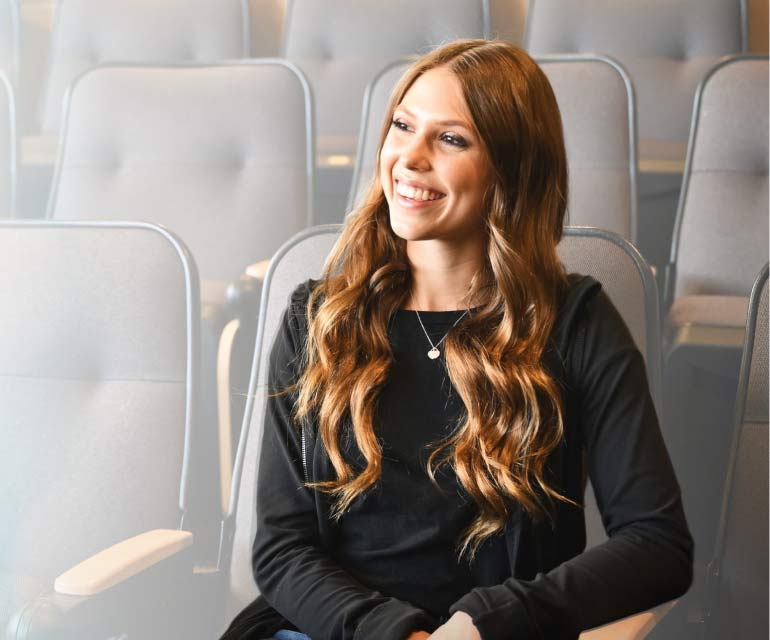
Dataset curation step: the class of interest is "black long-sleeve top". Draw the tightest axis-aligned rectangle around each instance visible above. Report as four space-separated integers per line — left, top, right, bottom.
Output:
251 275 693 640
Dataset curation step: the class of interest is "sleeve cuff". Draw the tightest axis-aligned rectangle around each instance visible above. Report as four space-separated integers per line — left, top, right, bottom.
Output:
354 599 438 640
449 585 539 640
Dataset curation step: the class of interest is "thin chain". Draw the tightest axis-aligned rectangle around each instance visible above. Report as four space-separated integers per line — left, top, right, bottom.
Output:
414 308 469 357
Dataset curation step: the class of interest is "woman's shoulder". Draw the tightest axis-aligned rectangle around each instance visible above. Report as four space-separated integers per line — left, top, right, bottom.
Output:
556 273 639 366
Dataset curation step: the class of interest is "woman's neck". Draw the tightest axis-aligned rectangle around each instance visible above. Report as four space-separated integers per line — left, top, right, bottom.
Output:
403 239 484 311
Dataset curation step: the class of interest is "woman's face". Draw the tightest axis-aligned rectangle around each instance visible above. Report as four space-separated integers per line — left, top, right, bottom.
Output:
379 66 494 246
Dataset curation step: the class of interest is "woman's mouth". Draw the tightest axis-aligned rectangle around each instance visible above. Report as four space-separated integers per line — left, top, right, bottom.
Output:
395 180 446 204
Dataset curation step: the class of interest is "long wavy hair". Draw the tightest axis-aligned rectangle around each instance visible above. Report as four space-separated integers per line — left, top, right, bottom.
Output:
295 40 570 559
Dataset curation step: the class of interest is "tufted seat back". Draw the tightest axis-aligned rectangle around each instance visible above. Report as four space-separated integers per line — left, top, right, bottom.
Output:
0 221 198 631
41 0 250 134
525 0 744 164
47 62 313 284
283 0 488 157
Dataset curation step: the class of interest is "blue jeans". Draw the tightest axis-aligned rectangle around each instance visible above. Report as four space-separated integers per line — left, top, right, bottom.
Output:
273 631 311 640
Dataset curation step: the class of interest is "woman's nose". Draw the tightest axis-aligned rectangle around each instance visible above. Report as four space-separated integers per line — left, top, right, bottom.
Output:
401 133 431 171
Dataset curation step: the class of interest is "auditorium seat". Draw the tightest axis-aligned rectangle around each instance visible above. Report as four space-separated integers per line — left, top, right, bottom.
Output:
0 221 218 640
46 61 314 528
700 264 768 639
350 54 637 241
40 0 250 135
524 0 746 270
281 0 488 223
220 225 669 638
20 0 250 219
0 71 15 217
659 54 768 639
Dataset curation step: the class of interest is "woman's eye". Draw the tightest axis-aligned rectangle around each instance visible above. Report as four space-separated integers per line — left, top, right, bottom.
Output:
440 133 467 148
391 118 409 131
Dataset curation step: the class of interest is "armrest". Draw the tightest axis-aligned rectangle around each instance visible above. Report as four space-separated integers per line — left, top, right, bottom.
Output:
579 600 677 640
8 530 200 640
54 529 193 596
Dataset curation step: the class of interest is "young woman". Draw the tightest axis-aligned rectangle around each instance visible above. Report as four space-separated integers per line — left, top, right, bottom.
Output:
223 39 692 640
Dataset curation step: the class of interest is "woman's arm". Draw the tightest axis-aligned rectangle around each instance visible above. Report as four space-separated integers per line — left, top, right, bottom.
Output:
253 287 437 640
446 290 694 640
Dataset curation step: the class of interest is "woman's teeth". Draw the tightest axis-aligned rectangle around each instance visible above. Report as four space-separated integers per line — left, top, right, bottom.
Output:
396 181 445 201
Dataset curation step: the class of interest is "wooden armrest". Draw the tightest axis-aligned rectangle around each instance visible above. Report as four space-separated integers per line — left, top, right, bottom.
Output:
54 529 193 596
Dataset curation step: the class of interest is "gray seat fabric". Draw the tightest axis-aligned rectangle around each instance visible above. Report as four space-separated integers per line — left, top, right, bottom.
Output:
40 0 250 134
0 0 19 86
524 0 745 165
47 62 313 285
350 55 637 241
0 221 198 635
669 56 769 320
705 265 768 639
220 225 661 628
283 0 488 158
0 72 15 217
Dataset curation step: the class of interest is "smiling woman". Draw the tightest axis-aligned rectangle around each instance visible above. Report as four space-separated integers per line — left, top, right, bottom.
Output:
222 39 692 640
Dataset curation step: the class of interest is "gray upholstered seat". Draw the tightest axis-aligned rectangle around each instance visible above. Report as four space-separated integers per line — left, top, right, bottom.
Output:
0 72 15 217
660 55 768 638
48 62 312 284
702 264 768 639
524 0 746 270
40 0 250 135
666 55 769 328
283 0 489 160
350 55 637 241
46 60 314 527
524 0 745 168
220 225 667 638
0 221 207 638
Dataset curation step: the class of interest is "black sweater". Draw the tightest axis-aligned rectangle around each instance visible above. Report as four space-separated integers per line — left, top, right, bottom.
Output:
250 275 693 640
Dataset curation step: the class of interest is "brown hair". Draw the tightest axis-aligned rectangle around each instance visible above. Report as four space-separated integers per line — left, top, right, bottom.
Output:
296 39 570 559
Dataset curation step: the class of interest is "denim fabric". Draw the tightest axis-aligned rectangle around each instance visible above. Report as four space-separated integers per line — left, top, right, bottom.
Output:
273 631 312 640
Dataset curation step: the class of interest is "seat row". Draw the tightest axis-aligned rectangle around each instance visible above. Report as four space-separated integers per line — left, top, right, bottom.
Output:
0 0 757 231
1 221 765 640
0 56 765 548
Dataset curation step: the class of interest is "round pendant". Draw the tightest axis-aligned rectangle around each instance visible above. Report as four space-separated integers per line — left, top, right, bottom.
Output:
428 347 441 359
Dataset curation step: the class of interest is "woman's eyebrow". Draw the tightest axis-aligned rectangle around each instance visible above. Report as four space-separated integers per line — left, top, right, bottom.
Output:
395 105 474 130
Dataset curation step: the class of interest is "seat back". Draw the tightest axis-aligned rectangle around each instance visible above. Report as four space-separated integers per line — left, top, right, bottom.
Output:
0 220 198 607
225 225 339 619
705 264 768 639
525 0 745 164
41 0 250 133
0 0 19 85
283 0 488 156
47 62 313 284
350 55 637 241
223 224 661 614
670 56 769 302
0 71 15 217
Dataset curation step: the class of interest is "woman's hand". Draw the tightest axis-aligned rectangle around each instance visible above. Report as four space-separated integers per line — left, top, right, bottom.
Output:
427 611 481 639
